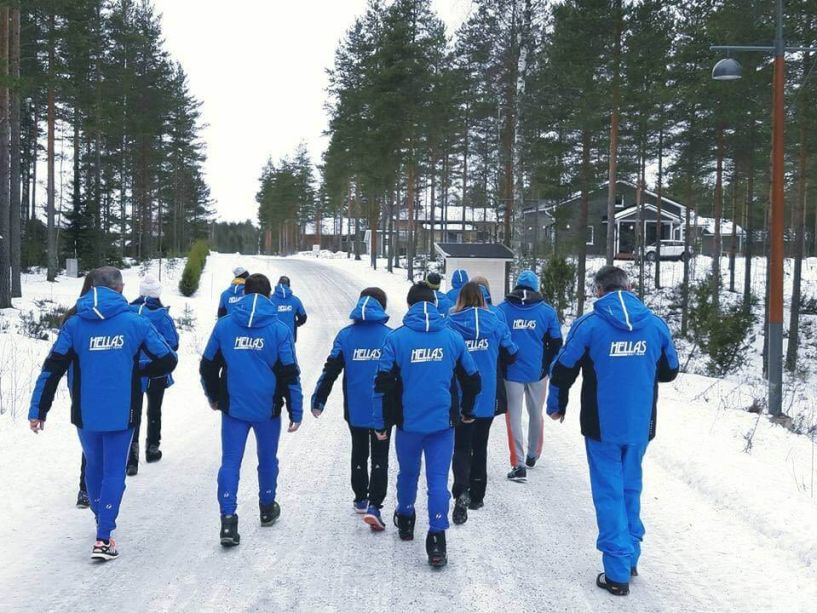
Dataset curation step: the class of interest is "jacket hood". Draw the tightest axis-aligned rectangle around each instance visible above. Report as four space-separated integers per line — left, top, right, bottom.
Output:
448 306 502 340
273 284 293 299
479 285 493 306
131 296 167 311
505 286 545 307
451 269 469 291
594 290 651 331
231 293 279 329
403 301 446 333
77 286 130 320
350 295 389 324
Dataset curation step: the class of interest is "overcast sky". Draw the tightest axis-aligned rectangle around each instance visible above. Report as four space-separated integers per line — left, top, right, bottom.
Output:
153 0 473 223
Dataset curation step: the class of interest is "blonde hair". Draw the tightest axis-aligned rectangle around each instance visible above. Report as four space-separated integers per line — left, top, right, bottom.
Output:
470 275 489 290
453 282 486 312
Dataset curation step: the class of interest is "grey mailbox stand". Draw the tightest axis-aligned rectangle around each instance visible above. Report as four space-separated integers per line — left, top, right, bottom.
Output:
434 242 516 298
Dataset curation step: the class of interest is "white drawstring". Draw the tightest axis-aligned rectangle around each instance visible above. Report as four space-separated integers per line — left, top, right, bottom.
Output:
361 296 370 321
423 302 429 332
92 287 105 320
617 291 633 331
474 307 480 339
248 293 259 328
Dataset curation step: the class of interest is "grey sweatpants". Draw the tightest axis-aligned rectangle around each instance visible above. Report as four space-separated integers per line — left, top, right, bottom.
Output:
504 378 548 468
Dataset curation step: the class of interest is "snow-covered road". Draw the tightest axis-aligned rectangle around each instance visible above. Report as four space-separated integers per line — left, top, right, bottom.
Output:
1 253 814 612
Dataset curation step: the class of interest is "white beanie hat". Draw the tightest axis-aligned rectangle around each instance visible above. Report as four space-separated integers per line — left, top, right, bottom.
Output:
140 274 162 299
233 265 247 277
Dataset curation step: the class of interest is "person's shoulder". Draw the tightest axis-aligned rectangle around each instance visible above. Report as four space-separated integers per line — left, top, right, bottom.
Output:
649 312 673 336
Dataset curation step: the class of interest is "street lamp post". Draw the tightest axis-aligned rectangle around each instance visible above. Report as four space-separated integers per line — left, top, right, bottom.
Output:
711 0 817 418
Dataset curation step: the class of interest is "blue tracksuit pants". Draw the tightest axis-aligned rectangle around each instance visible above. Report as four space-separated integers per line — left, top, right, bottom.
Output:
218 413 282 516
395 428 455 533
77 427 134 541
585 437 648 584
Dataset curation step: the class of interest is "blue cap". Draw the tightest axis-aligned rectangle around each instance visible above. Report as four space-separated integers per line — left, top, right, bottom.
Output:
516 270 540 292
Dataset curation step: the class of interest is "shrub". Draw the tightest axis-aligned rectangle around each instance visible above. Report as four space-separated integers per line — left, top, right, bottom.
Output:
17 300 68 341
179 240 210 297
687 276 756 376
540 256 576 321
176 304 197 332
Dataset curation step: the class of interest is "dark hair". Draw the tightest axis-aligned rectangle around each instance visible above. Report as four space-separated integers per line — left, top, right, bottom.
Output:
360 287 387 310
245 273 272 297
453 282 486 312
93 266 124 291
61 271 97 326
407 282 435 306
277 275 290 287
594 265 630 293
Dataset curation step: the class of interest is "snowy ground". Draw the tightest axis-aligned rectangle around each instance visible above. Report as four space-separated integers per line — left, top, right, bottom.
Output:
0 252 815 612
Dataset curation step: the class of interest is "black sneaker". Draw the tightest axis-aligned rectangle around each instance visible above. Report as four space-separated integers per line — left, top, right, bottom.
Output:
507 466 527 482
76 490 90 509
452 493 470 525
426 531 447 568
91 538 119 561
127 442 139 476
260 501 281 526
146 445 162 463
393 511 416 541
468 499 484 511
596 573 629 596
220 514 240 547
126 463 138 476
631 567 638 577
525 456 537 468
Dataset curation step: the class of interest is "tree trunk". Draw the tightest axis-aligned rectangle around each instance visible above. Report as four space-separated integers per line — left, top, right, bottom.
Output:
46 10 57 281
10 6 20 297
712 125 724 307
576 129 591 315
0 7 9 306
681 199 692 336
729 170 738 293
654 127 664 289
636 153 645 300
743 150 754 310
785 119 808 371
406 162 415 281
428 156 436 257
605 0 622 265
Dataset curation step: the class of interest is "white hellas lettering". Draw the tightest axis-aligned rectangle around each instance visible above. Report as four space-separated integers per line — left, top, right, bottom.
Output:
234 336 265 351
278 305 293 312
352 348 381 361
465 338 490 352
410 347 444 363
608 340 647 357
88 335 125 351
512 320 537 330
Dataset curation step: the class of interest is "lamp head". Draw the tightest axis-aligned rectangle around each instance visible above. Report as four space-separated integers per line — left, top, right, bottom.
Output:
712 57 742 81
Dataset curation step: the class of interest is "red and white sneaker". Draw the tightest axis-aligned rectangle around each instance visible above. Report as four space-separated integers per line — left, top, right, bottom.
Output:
91 538 119 561
363 506 386 532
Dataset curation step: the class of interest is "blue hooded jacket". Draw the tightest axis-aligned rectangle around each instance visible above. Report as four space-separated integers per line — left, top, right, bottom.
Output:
447 307 518 418
131 296 180 388
218 278 246 318
373 301 481 433
200 293 303 423
445 269 469 304
547 291 679 444
498 286 563 383
478 284 506 324
29 287 178 431
432 290 453 317
270 284 307 341
311 296 391 428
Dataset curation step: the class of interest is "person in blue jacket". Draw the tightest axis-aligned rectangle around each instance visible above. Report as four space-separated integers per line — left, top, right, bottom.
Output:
217 265 249 318
200 273 304 547
29 266 178 561
445 268 469 305
547 266 679 597
373 283 481 568
270 275 307 342
125 274 180 475
424 272 453 316
311 287 392 530
498 269 563 482
446 282 517 525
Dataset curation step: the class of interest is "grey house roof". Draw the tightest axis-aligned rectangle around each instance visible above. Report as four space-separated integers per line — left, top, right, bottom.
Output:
435 242 515 260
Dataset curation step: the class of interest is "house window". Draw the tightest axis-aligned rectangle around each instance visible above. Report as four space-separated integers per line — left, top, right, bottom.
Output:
586 225 595 246
615 194 624 208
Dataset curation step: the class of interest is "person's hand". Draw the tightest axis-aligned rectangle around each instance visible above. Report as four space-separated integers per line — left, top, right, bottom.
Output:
461 415 475 424
311 408 322 419
30 419 45 433
550 412 565 423
209 401 219 411
288 421 301 433
375 429 388 441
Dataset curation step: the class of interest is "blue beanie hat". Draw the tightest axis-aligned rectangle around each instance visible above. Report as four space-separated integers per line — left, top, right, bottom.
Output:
516 270 540 292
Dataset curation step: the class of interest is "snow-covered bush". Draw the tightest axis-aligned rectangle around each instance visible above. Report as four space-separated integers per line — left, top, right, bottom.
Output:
16 300 67 341
179 240 210 297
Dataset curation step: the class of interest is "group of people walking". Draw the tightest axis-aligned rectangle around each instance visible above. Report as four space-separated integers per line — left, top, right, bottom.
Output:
28 259 677 597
